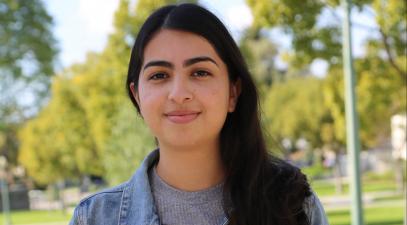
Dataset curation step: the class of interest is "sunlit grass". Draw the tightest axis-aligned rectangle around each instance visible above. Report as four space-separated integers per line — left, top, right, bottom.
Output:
310 178 398 196
327 204 405 225
0 210 71 224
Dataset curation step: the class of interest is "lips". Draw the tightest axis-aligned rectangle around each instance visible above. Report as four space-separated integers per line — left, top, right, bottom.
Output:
165 110 201 124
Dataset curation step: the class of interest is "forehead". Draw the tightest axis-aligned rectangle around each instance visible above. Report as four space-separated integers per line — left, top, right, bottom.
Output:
143 29 223 64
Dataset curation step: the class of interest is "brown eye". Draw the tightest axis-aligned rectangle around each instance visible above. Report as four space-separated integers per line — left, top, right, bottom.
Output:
193 70 211 77
149 72 168 80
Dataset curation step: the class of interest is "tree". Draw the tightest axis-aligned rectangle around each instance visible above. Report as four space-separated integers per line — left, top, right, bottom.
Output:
321 55 406 193
0 0 58 167
0 0 58 115
246 0 406 81
247 0 406 151
18 76 96 185
239 28 279 87
246 0 341 69
103 102 155 186
263 77 329 155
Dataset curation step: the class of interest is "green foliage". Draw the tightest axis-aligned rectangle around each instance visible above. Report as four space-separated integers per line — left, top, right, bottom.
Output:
0 0 57 166
104 103 155 185
246 0 406 80
246 0 341 67
0 0 57 84
18 76 103 185
261 52 405 154
322 67 346 147
372 0 406 75
239 29 278 87
263 77 329 150
0 121 19 167
249 0 406 154
302 162 329 180
322 55 406 149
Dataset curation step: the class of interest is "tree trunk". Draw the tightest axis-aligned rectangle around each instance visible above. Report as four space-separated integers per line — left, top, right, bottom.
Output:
334 152 343 195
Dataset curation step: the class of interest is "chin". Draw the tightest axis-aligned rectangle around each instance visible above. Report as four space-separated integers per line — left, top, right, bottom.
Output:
159 134 206 149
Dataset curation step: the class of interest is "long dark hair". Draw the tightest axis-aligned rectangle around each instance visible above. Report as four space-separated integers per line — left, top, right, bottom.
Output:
126 4 311 225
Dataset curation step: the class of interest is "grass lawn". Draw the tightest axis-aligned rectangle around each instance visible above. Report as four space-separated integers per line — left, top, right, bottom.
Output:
327 204 405 225
310 179 399 196
312 175 406 224
0 210 71 225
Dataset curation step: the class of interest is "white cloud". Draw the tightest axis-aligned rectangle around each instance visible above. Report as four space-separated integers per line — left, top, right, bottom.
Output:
78 0 119 35
225 4 253 31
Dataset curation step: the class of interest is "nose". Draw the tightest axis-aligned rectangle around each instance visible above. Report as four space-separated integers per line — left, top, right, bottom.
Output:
168 76 193 104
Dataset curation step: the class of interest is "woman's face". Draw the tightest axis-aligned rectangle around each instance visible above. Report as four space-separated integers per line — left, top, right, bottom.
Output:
130 29 239 148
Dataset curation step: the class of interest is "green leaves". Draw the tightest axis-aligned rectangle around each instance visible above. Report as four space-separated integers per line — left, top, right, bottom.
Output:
248 0 406 155
0 0 58 168
0 0 57 93
263 77 328 151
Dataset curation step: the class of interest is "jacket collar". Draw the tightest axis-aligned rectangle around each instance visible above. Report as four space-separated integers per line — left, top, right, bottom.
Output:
119 149 160 225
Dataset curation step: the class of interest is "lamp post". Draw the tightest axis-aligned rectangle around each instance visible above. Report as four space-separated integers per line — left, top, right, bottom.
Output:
341 0 364 224
0 156 12 225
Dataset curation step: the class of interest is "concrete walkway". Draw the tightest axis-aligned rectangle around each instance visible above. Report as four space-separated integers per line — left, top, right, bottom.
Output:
320 190 405 210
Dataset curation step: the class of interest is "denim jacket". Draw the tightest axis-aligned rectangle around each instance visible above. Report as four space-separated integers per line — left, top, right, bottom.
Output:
70 150 329 225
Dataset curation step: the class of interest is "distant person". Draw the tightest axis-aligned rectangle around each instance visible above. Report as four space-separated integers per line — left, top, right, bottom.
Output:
69 3 328 225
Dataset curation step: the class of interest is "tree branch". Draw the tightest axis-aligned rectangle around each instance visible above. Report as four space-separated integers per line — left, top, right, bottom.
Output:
379 29 407 81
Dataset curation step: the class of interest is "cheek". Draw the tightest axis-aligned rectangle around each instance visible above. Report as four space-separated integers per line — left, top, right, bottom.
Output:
203 83 230 115
138 87 164 116
211 81 230 105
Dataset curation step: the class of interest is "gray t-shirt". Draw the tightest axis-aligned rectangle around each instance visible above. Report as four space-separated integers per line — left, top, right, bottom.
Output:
148 166 328 225
149 166 227 225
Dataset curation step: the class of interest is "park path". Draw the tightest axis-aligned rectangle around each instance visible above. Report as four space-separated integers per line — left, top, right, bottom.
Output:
321 190 405 210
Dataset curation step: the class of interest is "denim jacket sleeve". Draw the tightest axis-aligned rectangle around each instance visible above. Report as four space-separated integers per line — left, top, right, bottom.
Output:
69 184 126 225
69 205 83 225
305 192 329 225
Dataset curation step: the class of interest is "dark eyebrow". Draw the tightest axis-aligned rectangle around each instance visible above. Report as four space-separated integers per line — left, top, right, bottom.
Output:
184 56 218 67
143 56 218 71
143 61 174 71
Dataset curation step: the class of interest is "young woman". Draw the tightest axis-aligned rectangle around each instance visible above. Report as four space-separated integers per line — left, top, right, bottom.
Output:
70 3 328 225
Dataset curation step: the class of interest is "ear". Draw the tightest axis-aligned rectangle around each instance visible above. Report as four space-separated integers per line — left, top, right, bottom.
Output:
228 78 241 112
130 82 140 106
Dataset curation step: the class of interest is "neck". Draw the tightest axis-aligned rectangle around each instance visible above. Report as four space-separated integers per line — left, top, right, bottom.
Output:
155 141 225 192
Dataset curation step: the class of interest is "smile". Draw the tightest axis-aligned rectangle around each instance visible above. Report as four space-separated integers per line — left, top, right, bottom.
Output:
165 111 201 124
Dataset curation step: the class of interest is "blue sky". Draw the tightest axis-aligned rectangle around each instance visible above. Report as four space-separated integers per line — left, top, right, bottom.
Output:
43 0 252 69
43 0 378 77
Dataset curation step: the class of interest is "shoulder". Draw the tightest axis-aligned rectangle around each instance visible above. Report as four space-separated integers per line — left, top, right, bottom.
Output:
78 181 128 208
69 182 129 225
69 150 159 225
304 191 329 225
267 158 310 196
265 158 328 223
270 160 329 224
